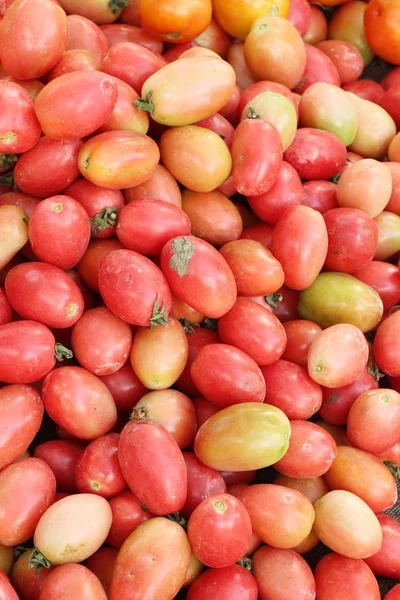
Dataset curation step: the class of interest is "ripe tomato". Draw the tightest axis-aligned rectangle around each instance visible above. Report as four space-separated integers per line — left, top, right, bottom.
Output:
316 40 363 84
0 575 19 600
0 205 28 270
47 48 101 81
109 518 190 600
313 490 382 558
181 453 226 519
106 490 153 548
58 0 126 24
295 45 340 95
42 366 118 440
118 416 187 515
84 547 117 598
365 514 400 579
226 43 256 90
34 439 84 493
281 320 322 368
0 287 11 326
374 311 400 376
241 92 297 151
303 5 328 45
194 403 290 471
124 164 182 208
288 0 311 35
355 260 400 310
347 94 396 159
274 473 329 504
374 211 400 260
0 81 41 154
11 549 56 600
301 181 338 214
314 553 380 600
284 128 346 181
99 363 148 413
187 564 257 600
175 327 220 397
139 0 212 44
65 15 108 60
194 17 230 57
39 564 107 600
100 23 163 53
77 239 123 293
364 0 400 65
34 494 112 564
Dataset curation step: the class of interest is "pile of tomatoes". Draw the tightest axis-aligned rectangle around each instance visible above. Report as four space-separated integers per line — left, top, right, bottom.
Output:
3 0 400 598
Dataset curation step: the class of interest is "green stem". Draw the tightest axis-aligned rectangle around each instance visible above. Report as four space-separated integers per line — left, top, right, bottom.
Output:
107 0 128 14
265 293 283 309
91 207 118 235
237 556 253 572
28 549 51 574
331 173 341 184
179 318 197 334
54 343 74 362
149 296 168 329
201 317 217 330
385 461 400 479
134 91 155 115
246 106 260 119
0 154 18 169
166 512 187 530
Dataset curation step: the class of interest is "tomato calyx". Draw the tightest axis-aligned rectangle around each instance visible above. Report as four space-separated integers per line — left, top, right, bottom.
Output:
179 318 198 334
166 512 187 530
201 317 217 330
150 296 168 329
331 173 341 184
265 293 283 309
169 236 196 277
108 0 128 14
384 461 400 479
134 91 155 115
91 207 118 235
54 343 74 362
246 106 260 120
367 359 385 381
164 32 183 41
28 549 51 574
237 556 253 572
129 407 152 423
0 153 18 169
0 170 16 188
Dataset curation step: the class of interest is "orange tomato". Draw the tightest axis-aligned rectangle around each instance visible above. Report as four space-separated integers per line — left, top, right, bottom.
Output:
139 0 212 44
212 0 290 41
365 0 400 65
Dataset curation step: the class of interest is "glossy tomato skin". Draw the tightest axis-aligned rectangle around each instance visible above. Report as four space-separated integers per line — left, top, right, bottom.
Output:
5 262 84 329
284 128 346 180
64 15 108 60
295 44 340 94
124 164 181 208
77 239 123 293
365 514 400 579
218 297 286 366
11 549 56 600
316 39 363 84
188 494 252 568
98 249 171 327
99 363 148 413
84 547 117 598
39 564 107 600
0 81 41 153
314 553 380 600
374 311 400 376
42 366 117 440
301 180 338 214
271 205 328 291
187 564 257 600
34 439 84 493
161 235 236 319
0 287 12 326
47 47 101 81
282 320 322 368
109 518 190 600
0 321 56 384
139 0 212 44
106 490 153 548
100 23 163 53
118 417 187 515
175 327 220 397
181 453 226 519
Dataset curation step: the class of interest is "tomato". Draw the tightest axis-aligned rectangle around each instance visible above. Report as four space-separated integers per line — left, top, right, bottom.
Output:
347 94 396 159
284 128 346 180
0 575 19 600
193 17 229 57
98 249 171 327
179 453 226 519
100 23 163 53
386 586 400 600
170 296 204 326
298 272 384 332
301 181 338 214
194 403 290 471
0 0 66 80
0 287 11 327
316 40 363 84
11 549 55 600
0 81 41 154
47 48 100 80
213 0 289 40
42 366 117 440
65 15 108 60
239 484 314 548
314 553 380 600
274 473 329 504
241 92 297 151
124 164 181 208
74 433 125 498
194 113 234 150
297 45 340 93
176 327 220 396
239 81 299 120
288 0 311 35
218 297 286 366
39 564 106 600
187 564 257 600
226 43 256 91
303 5 327 45
244 16 306 90
364 0 400 64
386 162 400 215
328 1 373 65
58 0 126 24
365 514 400 579
336 160 391 219
319 368 378 425
0 204 28 270
374 211 400 260
374 310 400 377
314 490 382 558
109 517 190 600
138 0 211 44
34 439 84 493
76 239 122 293
343 79 383 104
106 490 153 548
281 320 322 368
84 547 117 598
28 196 90 270
0 321 57 384
0 546 13 577
262 360 322 419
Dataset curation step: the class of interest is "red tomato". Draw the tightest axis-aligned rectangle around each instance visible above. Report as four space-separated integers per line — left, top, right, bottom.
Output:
386 586 400 600
187 564 257 600
34 439 84 493
106 490 153 548
84 547 117 598
0 0 66 80
77 239 123 293
175 327 220 396
65 15 109 60
118 416 187 515
319 368 378 425
0 81 41 154
231 119 283 197
284 128 346 180
28 195 90 270
295 44 340 94
0 286 12 326
314 553 380 600
42 366 117 440
0 575 19 600
39 564 107 600
191 396 219 427
253 546 316 600
365 514 400 579
288 0 311 35
240 224 274 248
343 79 384 104
301 180 338 214
0 321 56 384
100 23 163 53
99 363 148 413
47 48 101 81
11 549 55 600
195 113 234 149
188 493 252 568
282 319 322 368
124 164 182 208
97 76 149 135
161 235 236 319
181 453 226 519
353 261 400 312
274 473 329 504
374 311 400 376
271 205 328 291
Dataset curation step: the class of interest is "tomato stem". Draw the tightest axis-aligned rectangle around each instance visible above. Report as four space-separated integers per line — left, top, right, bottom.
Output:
28 549 51 574
54 343 74 362
201 317 217 330
107 0 128 14
166 512 187 530
149 296 168 329
265 293 283 309
367 359 385 381
0 154 18 169
0 170 16 187
134 91 155 115
246 106 260 119
179 318 197 333
91 207 118 235
330 173 341 184
237 556 253 572
384 461 400 479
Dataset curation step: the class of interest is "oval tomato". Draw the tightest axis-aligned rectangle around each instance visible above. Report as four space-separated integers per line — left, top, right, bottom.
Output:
99 362 148 413
175 327 221 397
181 453 226 519
100 23 163 53
58 0 126 24
34 439 84 493
316 40 364 84
314 553 380 600
0 205 28 270
365 514 400 579
295 44 340 94
11 548 56 600
0 81 41 154
274 473 329 504
282 320 322 368
301 180 338 214
374 311 400 376
139 0 212 44
65 14 108 60
124 164 181 208
77 239 123 293
106 490 153 548
0 575 19 600
284 128 347 180
336 159 392 218
39 564 107 600
187 564 258 600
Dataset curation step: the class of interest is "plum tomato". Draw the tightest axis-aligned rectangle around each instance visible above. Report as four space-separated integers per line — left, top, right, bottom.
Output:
175 327 220 397
187 564 258 600
106 490 153 548
301 180 338 214
0 81 41 154
294 44 341 95
34 439 84 493
0 575 20 600
365 514 400 579
274 473 329 504
39 564 107 600
316 40 364 84
314 553 380 600
10 548 56 600
282 320 322 368
181 453 226 519
65 15 108 60
336 159 392 218
77 239 124 293
124 164 182 208
374 311 400 376
0 205 28 270
0 287 11 326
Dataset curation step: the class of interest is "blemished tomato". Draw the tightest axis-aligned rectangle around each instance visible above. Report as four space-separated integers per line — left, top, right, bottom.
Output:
325 446 397 512
314 490 383 558
365 514 400 579
39 564 107 600
0 321 57 384
100 23 164 53
77 239 123 293
139 0 212 44
34 494 112 564
244 16 306 90
11 549 56 600
34 439 84 493
84 547 118 598
194 403 291 471
239 484 315 548
347 389 400 454
109 518 190 600
274 473 329 504
282 320 322 368
42 366 118 440
118 415 187 515
5 262 84 329
106 490 153 548
58 0 126 24
124 164 182 208
187 564 257 600
316 40 363 84
301 181 338 214
253 546 316 600
0 81 41 154
314 553 380 600
336 160 392 218
262 360 322 419
0 205 28 270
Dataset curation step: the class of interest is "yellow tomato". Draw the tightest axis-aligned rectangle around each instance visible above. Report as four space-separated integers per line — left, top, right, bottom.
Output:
212 0 290 41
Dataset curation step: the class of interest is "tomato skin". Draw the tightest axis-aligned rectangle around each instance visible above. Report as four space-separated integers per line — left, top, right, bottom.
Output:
187 564 257 600
118 417 187 515
65 15 108 60
99 363 148 413
106 491 153 548
0 81 41 154
0 321 56 384
5 262 84 329
175 327 220 396
139 0 212 44
96 76 149 136
161 235 236 319
295 44 341 94
188 494 252 568
274 473 329 504
0 287 11 326
240 224 274 249
314 553 380 600
365 514 400 579
58 0 125 24
284 128 346 181
77 239 123 293
336 160 392 219
100 23 163 53
42 366 117 440
84 547 117 598
0 0 66 80
0 576 19 600
316 40 363 84
239 484 315 548
239 81 299 120
262 360 322 419
39 564 107 600
181 453 226 519
78 130 160 190
11 549 56 600
349 94 396 160
34 439 84 493
319 368 378 425
110 517 190 600
374 311 400 377
314 490 383 559
253 546 316 600
98 249 171 327
124 164 182 208
282 320 321 368
48 48 101 81
386 586 400 600
272 205 328 291
302 180 338 214
194 403 291 471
